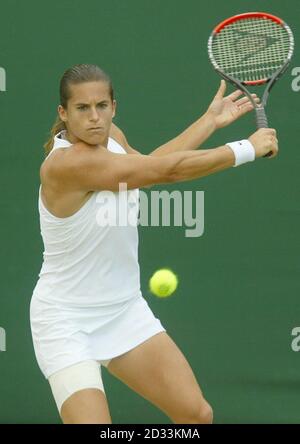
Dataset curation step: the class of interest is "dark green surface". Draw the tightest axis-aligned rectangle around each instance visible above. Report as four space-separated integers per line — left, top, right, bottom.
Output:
0 0 299 424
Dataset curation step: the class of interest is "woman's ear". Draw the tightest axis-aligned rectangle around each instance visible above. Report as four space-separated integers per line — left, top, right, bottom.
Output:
112 99 117 118
57 105 67 122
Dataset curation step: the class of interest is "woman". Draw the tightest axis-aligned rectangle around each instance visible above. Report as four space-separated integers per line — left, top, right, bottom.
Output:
30 64 278 424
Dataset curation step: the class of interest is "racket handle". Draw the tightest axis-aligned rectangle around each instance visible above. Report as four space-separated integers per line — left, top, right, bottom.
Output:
255 107 272 157
255 106 268 128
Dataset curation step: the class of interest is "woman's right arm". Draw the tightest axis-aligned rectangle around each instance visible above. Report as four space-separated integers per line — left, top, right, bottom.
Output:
48 128 278 192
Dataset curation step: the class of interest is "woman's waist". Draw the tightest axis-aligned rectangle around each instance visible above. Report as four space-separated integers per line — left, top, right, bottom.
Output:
30 290 142 325
31 280 141 310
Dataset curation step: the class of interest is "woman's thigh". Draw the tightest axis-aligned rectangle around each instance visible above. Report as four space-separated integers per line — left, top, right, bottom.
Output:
61 388 112 424
48 360 112 424
106 332 211 423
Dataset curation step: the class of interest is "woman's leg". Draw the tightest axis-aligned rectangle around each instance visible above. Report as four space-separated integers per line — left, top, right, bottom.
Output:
60 388 112 424
48 360 112 424
106 332 213 424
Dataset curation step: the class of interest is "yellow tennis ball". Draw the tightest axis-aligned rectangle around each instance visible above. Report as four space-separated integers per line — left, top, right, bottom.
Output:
149 268 178 298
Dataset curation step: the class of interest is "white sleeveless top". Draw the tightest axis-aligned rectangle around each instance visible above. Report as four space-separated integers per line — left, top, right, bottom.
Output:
30 130 166 379
33 130 142 308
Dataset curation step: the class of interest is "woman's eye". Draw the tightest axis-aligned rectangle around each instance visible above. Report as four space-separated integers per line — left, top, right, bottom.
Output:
77 104 107 110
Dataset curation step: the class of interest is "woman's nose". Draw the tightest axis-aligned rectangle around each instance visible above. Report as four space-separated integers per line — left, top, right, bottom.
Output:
89 107 100 121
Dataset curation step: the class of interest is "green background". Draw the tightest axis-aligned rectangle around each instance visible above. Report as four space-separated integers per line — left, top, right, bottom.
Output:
0 0 299 424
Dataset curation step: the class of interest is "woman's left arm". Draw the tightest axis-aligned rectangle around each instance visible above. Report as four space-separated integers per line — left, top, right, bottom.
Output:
149 80 259 156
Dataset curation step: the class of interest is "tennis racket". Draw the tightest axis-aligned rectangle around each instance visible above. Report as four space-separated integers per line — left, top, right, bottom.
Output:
208 12 294 156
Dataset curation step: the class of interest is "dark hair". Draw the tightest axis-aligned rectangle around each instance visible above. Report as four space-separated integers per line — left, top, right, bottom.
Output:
43 64 114 154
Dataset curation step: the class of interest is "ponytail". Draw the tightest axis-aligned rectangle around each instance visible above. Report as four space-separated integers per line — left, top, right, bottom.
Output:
43 115 66 155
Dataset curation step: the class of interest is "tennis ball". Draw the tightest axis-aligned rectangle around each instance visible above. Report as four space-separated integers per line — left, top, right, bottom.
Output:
149 268 178 298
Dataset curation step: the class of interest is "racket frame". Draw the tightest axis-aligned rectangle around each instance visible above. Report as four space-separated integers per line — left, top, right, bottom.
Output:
208 12 294 129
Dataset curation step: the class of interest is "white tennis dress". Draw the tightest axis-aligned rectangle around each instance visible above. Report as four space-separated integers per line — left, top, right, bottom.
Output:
30 130 166 379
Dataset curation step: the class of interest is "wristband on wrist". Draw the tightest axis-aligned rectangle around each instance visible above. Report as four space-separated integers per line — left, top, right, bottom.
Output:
225 140 256 167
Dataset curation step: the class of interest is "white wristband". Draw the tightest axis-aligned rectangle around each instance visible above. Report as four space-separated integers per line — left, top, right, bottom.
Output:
225 140 256 167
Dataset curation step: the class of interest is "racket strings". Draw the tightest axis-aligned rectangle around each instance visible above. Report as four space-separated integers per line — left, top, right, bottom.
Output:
211 18 292 82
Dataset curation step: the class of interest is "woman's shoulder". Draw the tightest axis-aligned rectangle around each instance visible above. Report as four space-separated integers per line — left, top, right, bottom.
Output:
109 123 141 155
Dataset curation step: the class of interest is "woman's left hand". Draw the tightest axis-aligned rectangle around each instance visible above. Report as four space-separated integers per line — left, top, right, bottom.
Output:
206 79 260 129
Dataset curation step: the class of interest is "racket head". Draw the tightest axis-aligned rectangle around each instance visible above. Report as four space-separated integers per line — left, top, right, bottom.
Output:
208 12 294 87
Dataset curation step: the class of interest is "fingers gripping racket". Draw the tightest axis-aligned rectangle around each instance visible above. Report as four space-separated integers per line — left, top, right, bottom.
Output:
208 12 294 156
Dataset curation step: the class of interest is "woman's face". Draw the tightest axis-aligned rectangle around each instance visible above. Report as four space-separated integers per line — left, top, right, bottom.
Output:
58 80 116 146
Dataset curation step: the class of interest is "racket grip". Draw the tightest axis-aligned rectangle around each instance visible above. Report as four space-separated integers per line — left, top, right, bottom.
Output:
255 107 268 128
255 107 272 157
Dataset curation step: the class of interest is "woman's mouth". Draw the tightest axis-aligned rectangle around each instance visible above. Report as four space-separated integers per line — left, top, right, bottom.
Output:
88 127 103 132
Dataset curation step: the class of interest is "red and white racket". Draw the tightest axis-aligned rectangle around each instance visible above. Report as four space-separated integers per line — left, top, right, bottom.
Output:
208 12 294 148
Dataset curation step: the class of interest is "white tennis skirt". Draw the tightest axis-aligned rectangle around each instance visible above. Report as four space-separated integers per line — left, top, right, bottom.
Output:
30 294 166 379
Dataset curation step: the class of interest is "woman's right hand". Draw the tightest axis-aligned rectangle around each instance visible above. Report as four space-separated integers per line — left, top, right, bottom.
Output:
248 128 279 159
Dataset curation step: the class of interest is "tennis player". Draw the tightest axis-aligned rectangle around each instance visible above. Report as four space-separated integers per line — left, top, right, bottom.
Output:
30 64 278 424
